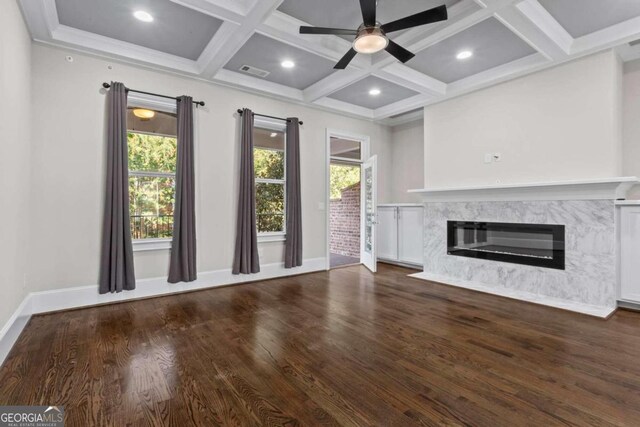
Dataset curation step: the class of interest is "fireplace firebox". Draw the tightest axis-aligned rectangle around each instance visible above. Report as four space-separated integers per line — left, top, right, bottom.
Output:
447 221 565 270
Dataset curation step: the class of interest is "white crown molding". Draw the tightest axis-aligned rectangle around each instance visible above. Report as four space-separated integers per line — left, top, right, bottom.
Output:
382 109 424 127
52 25 201 74
571 15 640 57
373 94 433 120
617 43 640 63
446 52 547 97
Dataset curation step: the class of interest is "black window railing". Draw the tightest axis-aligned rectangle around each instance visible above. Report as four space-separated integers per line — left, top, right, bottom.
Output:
130 215 173 240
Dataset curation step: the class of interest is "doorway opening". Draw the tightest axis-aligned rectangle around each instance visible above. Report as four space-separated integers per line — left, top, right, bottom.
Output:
326 132 370 270
330 161 361 268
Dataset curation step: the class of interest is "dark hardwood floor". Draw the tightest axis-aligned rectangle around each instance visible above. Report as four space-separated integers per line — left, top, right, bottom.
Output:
1 264 639 426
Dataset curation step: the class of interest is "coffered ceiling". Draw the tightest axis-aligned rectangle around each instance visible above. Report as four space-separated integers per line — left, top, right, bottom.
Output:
18 0 640 125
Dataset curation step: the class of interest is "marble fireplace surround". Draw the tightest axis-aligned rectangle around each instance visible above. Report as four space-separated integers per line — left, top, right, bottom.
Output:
408 177 639 318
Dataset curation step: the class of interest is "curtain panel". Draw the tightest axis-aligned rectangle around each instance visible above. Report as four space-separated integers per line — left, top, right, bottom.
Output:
285 118 303 268
168 96 197 283
99 81 136 294
232 109 260 274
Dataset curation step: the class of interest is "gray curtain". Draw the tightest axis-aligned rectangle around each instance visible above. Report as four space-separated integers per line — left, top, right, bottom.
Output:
168 96 197 283
232 109 260 274
99 82 136 294
285 118 303 268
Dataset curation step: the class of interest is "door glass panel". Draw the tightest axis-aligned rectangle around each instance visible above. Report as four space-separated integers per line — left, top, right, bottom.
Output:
364 166 373 254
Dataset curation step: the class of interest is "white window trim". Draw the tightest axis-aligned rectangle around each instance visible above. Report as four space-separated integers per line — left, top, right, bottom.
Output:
132 238 173 252
254 117 287 242
128 94 178 251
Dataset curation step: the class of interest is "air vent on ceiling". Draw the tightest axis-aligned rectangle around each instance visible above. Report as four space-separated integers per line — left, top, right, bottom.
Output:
630 38 640 47
239 65 270 78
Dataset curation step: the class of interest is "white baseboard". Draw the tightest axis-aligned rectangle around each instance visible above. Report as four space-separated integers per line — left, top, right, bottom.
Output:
0 257 326 366
0 295 32 364
409 271 616 318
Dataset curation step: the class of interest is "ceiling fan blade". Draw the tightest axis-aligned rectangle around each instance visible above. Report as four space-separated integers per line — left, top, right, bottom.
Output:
381 5 448 33
334 48 358 69
385 40 415 63
359 0 377 27
300 26 358 36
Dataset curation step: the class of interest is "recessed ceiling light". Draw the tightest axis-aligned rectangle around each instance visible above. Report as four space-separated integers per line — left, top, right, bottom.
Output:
133 10 154 22
369 88 381 96
270 132 278 138
456 50 473 60
281 60 295 69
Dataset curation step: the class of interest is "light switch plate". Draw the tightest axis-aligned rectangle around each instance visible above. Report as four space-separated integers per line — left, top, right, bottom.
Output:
484 153 493 164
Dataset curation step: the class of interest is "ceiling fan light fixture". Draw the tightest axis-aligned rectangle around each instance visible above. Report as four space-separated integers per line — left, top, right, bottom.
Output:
353 27 388 54
133 108 155 120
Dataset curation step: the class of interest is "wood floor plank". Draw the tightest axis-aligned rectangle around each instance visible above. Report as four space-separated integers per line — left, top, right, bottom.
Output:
0 264 639 425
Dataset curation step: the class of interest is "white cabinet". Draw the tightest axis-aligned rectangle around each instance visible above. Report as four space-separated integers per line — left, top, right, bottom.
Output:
620 206 640 303
378 207 398 260
377 204 423 267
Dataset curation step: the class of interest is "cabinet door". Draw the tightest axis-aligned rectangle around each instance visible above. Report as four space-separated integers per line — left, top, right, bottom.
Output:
398 207 424 266
377 207 398 261
621 207 640 302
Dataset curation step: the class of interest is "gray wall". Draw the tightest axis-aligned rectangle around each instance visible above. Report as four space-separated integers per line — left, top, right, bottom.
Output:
0 0 32 327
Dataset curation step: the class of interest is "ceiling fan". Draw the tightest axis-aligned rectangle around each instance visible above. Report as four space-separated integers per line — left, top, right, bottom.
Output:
300 0 448 69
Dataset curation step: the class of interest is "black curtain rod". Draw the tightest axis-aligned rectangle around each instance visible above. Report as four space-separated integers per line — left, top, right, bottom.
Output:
102 83 205 106
237 109 303 125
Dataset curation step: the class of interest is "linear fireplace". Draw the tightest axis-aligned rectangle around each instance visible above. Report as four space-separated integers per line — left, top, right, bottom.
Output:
447 221 565 270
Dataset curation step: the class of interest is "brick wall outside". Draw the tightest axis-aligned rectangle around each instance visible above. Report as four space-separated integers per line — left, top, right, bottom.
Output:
330 182 360 258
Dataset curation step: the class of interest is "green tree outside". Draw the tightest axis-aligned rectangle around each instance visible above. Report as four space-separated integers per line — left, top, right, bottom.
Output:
127 132 177 239
330 163 360 199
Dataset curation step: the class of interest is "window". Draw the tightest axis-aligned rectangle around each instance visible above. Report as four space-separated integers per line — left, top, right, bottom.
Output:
254 122 286 236
126 105 177 243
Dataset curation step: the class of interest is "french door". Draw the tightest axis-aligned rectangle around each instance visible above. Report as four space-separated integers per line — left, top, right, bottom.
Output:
361 155 377 272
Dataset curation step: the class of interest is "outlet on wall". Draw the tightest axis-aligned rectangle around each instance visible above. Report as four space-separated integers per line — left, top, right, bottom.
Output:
484 153 493 164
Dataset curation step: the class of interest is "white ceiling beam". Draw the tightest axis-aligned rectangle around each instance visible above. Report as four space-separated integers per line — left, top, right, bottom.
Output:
373 64 447 96
18 0 58 41
494 0 571 61
213 69 304 101
303 70 370 103
169 0 247 24
311 98 375 120
197 0 284 78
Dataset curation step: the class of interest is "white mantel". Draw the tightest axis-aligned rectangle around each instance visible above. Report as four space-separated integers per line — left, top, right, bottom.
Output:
409 177 639 202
